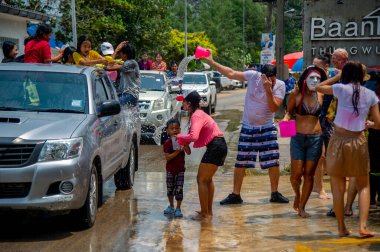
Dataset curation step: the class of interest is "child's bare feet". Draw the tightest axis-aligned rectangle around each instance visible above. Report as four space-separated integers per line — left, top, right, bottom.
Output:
359 227 375 238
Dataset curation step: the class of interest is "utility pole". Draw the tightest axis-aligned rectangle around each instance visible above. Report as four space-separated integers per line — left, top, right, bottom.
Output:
275 0 284 80
267 1 273 32
71 0 77 47
184 0 188 58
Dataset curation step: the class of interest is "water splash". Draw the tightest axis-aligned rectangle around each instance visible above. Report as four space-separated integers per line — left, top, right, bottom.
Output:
151 55 196 145
177 55 195 79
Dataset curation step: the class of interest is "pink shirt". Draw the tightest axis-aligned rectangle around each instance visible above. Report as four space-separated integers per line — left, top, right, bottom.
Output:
177 109 223 148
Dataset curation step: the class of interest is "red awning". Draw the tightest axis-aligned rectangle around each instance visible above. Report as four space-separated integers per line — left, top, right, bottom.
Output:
271 52 303 69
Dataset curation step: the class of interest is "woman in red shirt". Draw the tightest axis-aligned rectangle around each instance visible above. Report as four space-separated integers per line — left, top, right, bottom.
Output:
24 23 62 63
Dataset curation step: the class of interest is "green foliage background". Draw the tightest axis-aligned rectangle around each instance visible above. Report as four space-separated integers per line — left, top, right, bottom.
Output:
4 0 303 70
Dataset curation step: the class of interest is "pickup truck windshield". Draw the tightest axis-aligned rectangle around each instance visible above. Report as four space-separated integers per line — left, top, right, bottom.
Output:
183 75 207 84
141 73 165 91
0 71 87 113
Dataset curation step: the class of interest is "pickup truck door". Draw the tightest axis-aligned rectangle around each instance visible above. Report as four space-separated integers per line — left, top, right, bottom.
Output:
94 76 122 179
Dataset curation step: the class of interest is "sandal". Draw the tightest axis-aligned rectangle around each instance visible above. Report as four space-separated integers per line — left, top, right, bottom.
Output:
326 209 336 217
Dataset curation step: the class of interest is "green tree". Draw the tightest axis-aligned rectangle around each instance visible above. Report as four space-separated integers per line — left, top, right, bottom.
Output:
163 29 217 70
282 0 303 55
57 0 175 55
168 0 267 69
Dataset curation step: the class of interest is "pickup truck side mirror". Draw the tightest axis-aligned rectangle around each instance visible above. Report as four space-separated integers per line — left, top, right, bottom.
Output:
97 100 121 117
210 81 216 86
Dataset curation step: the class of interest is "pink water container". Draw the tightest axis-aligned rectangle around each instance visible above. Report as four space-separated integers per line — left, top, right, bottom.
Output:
278 120 296 138
194 46 210 59
106 71 118 82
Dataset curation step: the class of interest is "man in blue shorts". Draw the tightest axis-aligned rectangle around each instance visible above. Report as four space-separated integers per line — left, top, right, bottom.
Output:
205 53 289 204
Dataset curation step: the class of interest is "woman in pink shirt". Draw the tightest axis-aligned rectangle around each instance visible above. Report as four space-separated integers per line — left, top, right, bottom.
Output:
177 90 227 220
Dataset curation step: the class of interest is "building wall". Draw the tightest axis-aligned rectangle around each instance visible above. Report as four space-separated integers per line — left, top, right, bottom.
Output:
303 0 380 68
0 13 29 61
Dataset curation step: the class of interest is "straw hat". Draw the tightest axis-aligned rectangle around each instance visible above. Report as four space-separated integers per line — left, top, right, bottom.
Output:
362 64 371 81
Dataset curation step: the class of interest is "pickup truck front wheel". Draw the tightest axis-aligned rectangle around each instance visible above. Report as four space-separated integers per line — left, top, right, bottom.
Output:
114 142 136 190
73 164 98 229
203 98 212 115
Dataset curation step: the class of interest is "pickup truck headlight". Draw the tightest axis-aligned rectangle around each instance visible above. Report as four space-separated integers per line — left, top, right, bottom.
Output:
152 98 165 111
38 138 83 162
201 88 208 93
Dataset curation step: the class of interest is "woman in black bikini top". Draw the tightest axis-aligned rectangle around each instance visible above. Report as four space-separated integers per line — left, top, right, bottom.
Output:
282 66 327 218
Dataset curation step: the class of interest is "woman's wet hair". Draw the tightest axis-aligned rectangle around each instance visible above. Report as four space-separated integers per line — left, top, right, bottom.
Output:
62 46 76 64
120 44 136 60
341 61 364 117
166 118 180 129
296 66 327 115
297 65 327 93
341 61 364 85
76 36 91 53
184 91 202 112
2 41 16 58
34 23 52 39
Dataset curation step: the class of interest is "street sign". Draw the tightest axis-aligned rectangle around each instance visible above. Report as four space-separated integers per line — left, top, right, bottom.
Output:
303 0 380 67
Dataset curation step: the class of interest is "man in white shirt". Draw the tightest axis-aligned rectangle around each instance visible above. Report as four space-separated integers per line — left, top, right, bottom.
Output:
205 52 289 204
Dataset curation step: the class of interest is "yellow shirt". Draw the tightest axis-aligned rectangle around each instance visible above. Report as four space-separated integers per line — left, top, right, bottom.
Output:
73 50 103 65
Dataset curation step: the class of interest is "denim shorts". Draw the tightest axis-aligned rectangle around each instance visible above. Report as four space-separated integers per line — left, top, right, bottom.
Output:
290 133 323 161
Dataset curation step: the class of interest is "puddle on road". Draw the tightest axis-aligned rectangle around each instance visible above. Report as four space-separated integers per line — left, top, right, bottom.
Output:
214 109 242 132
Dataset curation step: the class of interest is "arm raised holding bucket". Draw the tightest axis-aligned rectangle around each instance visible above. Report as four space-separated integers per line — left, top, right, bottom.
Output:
204 50 246 82
204 46 292 208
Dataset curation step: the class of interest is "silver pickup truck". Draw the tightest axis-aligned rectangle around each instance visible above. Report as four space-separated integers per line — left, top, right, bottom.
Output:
0 63 140 229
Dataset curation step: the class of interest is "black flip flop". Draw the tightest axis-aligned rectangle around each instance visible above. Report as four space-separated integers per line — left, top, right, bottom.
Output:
326 209 336 217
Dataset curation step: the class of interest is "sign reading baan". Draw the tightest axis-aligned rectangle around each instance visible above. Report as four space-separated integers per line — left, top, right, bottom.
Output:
303 0 380 68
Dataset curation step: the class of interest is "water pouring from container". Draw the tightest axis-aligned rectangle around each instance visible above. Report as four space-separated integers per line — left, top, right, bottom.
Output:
194 46 210 59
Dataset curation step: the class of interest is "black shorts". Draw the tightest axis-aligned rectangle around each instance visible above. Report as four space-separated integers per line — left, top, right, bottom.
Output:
201 137 228 166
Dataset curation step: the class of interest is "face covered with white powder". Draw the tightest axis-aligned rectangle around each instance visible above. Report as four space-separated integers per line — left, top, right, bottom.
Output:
306 71 321 91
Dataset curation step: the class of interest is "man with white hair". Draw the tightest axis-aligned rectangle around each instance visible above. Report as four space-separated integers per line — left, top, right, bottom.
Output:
320 48 349 154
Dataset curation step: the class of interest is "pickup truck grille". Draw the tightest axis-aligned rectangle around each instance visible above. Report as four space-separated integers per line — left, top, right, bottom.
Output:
0 183 31 198
0 144 36 166
138 100 151 110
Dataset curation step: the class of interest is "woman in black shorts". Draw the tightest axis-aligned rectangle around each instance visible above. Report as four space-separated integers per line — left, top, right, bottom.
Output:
177 90 228 220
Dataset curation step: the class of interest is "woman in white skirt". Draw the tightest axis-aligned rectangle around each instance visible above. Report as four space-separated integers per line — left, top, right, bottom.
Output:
316 61 380 238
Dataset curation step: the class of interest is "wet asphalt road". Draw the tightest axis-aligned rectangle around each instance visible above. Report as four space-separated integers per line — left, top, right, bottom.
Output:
1 88 380 251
